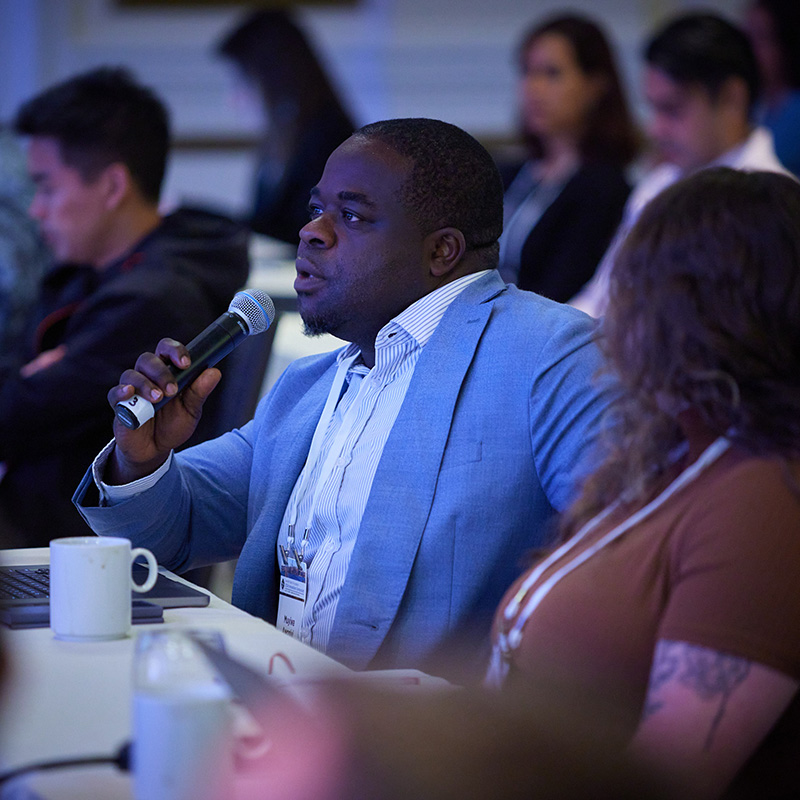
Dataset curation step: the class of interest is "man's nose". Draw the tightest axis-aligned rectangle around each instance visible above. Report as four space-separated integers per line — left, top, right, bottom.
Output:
299 215 334 248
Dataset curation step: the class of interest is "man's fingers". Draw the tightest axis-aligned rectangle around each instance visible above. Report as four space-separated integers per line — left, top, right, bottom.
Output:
108 340 192 414
112 365 163 403
179 368 221 416
108 382 133 408
132 352 181 398
154 337 191 369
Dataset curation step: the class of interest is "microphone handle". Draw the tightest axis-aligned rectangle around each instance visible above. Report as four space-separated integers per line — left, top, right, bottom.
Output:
114 312 248 429
151 312 248 412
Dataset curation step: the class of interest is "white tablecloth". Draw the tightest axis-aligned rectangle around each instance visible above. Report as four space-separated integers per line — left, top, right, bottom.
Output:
0 547 350 799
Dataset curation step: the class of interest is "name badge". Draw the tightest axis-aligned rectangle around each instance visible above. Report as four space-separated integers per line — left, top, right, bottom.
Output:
277 545 307 639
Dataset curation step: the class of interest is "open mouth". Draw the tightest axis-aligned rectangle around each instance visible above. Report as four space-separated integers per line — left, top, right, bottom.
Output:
295 258 324 293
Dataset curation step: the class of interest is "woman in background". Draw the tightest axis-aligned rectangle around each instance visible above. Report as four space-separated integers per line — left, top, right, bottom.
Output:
489 168 800 799
218 10 355 245
744 0 800 176
498 14 639 301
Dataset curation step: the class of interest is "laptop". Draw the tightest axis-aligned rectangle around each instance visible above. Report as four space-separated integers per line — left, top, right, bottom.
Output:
0 562 210 628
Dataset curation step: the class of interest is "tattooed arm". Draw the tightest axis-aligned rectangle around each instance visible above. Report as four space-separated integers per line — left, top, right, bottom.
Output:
629 640 798 799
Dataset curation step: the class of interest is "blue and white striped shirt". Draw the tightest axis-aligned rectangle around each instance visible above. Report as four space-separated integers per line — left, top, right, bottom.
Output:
280 270 490 651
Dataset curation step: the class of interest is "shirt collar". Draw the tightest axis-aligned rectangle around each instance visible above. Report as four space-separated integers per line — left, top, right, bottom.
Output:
337 270 490 367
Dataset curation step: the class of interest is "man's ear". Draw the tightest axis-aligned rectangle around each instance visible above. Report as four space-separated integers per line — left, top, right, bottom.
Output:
99 162 133 210
426 227 467 278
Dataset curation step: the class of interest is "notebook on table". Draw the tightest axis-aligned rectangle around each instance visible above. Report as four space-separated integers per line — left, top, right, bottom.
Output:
0 562 210 629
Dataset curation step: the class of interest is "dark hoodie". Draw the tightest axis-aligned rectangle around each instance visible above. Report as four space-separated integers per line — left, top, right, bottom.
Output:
0 207 250 547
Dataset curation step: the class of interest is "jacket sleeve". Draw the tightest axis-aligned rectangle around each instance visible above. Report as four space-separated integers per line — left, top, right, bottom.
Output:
0 281 211 460
527 311 617 511
74 421 256 573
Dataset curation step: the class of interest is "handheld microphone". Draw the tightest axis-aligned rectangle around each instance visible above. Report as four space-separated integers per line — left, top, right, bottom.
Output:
114 288 276 430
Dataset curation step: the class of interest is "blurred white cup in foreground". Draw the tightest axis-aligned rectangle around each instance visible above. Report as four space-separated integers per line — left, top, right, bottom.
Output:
132 630 234 800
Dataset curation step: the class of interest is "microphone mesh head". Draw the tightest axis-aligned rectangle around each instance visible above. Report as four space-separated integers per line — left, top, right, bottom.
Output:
229 289 276 335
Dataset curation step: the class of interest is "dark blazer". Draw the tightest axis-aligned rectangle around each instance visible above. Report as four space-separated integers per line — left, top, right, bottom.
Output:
501 161 630 302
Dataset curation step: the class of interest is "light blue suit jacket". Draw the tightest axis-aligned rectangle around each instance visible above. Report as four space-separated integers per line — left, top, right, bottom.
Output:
76 272 615 674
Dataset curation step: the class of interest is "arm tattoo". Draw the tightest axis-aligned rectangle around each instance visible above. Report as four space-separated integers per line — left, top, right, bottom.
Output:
643 640 751 749
642 640 680 718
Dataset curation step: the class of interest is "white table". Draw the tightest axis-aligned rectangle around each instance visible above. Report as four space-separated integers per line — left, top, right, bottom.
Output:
0 548 351 799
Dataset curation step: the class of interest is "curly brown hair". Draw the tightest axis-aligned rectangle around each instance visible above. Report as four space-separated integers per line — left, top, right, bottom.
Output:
564 167 800 533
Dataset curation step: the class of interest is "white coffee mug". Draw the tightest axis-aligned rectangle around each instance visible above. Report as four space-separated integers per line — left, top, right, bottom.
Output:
50 536 158 641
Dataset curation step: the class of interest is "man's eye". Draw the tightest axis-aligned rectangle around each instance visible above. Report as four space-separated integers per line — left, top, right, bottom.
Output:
308 205 323 220
342 210 361 222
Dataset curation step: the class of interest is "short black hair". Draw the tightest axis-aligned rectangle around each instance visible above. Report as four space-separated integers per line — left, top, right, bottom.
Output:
14 66 170 203
645 13 761 116
354 118 504 269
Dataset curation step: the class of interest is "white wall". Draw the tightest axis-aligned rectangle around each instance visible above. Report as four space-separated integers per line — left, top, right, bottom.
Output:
0 0 749 216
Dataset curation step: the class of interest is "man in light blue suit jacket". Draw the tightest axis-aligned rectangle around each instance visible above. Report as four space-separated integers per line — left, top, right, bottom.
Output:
75 119 615 679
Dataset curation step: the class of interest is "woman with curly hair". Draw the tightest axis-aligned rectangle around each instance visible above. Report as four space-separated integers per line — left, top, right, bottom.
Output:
488 167 800 799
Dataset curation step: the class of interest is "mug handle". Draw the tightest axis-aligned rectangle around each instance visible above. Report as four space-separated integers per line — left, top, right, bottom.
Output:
130 547 159 593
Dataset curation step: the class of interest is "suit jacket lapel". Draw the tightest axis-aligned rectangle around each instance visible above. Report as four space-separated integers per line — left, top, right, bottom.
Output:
327 273 505 668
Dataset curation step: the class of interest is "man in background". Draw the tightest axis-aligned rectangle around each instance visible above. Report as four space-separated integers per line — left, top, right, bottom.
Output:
0 67 249 547
572 12 792 317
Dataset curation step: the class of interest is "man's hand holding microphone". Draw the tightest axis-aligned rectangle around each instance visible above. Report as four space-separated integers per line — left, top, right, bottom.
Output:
106 289 275 486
